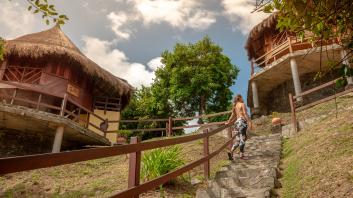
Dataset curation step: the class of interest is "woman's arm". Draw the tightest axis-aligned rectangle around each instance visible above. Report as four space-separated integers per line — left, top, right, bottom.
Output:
225 106 236 125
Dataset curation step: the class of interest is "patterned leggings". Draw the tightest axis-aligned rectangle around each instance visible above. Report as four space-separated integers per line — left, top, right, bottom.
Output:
231 118 247 154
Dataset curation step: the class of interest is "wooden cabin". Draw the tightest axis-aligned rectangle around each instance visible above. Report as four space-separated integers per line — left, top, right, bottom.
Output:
245 13 350 116
0 26 133 156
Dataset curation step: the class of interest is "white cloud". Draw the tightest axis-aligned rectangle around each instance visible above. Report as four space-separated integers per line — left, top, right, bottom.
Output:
132 0 216 30
107 0 216 40
82 36 161 88
147 57 163 71
221 0 269 35
107 12 133 40
0 1 39 39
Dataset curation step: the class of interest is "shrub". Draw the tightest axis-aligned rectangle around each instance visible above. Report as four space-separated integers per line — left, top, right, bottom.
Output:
141 146 185 182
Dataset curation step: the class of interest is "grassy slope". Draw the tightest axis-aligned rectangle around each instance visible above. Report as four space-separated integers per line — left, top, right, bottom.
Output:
279 95 353 197
0 133 230 198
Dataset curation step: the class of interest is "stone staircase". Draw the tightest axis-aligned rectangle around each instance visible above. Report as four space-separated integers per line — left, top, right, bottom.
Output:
196 134 282 198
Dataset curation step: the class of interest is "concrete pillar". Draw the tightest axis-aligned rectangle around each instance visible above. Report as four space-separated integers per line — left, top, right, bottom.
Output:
290 58 302 101
251 81 259 108
341 50 353 88
52 125 64 153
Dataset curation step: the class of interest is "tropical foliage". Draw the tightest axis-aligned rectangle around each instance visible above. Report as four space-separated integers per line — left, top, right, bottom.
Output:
120 37 238 139
141 146 184 182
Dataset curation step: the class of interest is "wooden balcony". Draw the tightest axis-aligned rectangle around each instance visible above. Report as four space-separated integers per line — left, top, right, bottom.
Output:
0 80 121 146
250 36 340 76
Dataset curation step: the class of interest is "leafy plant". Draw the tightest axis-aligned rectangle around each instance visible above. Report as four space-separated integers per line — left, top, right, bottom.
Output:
141 146 185 182
336 64 353 88
25 0 69 26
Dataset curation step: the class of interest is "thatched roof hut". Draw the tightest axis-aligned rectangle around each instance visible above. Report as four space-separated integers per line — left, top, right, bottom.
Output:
245 13 278 61
4 26 134 108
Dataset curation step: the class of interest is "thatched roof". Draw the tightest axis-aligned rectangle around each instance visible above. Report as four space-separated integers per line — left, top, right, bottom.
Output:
245 13 278 60
4 25 133 108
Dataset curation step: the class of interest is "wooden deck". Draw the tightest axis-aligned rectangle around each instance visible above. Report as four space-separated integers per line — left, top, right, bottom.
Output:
248 43 343 109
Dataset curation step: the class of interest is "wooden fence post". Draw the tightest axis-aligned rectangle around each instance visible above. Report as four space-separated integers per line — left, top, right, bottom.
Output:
128 136 141 198
289 93 297 134
168 117 173 136
250 60 254 76
165 122 169 137
10 88 17 105
203 129 210 179
36 93 42 110
60 93 68 116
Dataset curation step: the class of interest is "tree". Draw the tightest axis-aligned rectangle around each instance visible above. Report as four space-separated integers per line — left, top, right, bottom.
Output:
154 36 239 123
0 0 68 61
256 0 353 81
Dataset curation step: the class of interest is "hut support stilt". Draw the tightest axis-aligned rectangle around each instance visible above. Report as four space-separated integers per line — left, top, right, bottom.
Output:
52 125 64 153
251 81 259 109
290 58 302 101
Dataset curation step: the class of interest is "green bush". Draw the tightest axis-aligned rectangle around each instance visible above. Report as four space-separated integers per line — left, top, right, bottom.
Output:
141 146 185 182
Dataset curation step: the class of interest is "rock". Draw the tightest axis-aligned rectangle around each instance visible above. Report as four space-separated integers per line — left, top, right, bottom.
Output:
271 124 282 134
191 178 202 185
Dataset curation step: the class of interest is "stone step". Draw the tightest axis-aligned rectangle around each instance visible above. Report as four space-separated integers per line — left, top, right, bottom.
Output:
196 134 282 198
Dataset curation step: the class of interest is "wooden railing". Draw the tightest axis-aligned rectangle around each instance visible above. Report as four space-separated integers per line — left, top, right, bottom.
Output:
251 36 339 76
288 77 353 133
0 117 234 197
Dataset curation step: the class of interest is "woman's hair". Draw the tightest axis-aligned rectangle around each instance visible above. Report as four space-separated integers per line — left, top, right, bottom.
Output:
233 94 243 104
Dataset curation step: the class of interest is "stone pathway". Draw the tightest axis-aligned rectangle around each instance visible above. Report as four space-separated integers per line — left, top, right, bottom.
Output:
196 134 282 198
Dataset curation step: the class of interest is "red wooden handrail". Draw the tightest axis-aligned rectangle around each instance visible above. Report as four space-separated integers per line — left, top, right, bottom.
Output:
293 78 340 99
0 124 233 198
0 124 229 174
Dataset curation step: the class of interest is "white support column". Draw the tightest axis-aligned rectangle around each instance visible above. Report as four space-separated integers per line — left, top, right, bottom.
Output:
341 50 353 87
251 81 259 109
52 125 64 153
290 58 302 101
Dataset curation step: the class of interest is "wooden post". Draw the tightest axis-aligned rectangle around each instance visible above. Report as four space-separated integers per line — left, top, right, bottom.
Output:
250 60 254 76
288 36 293 53
289 93 297 134
203 129 210 179
60 93 68 116
168 117 173 136
75 108 81 122
10 88 17 105
165 122 170 137
128 136 141 198
36 94 42 110
228 127 233 151
0 60 7 80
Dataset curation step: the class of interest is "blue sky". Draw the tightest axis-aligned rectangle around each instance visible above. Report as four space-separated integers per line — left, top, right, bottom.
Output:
0 0 269 106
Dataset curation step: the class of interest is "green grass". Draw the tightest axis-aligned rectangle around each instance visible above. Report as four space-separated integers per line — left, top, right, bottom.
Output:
279 94 353 197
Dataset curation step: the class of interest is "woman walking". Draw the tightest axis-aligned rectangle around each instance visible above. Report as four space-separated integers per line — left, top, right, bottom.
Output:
225 94 252 160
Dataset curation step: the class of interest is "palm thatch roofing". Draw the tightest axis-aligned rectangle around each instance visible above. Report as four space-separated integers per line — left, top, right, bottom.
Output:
4 25 134 108
245 13 278 60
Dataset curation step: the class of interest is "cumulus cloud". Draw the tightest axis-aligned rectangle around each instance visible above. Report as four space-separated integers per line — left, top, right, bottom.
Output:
0 1 39 39
82 36 163 88
132 0 216 30
107 0 216 40
147 57 163 71
107 12 133 40
221 0 269 35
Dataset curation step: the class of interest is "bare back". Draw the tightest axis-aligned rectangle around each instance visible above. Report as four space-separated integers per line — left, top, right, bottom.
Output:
234 102 247 120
